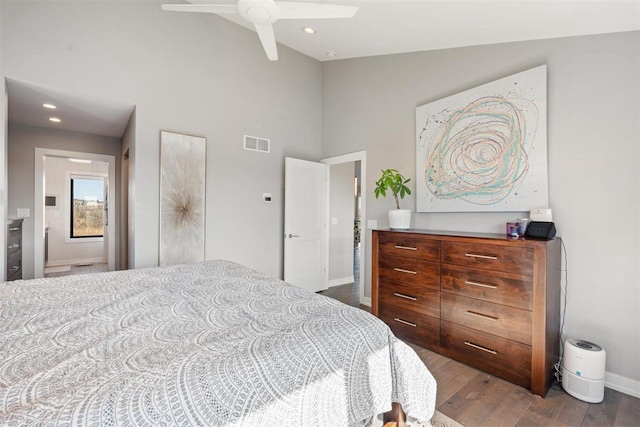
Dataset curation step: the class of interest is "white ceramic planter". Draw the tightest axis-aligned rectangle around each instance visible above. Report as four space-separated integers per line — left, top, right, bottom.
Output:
388 209 411 229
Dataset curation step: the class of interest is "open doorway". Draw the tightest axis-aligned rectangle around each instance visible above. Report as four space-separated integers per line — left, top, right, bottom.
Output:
321 151 367 306
41 155 111 277
34 149 116 278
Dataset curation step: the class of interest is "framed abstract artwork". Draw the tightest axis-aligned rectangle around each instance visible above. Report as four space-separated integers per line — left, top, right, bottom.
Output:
416 65 548 212
159 131 206 265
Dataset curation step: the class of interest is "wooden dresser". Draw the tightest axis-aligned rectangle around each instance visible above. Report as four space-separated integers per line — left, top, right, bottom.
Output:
372 229 561 397
6 218 24 281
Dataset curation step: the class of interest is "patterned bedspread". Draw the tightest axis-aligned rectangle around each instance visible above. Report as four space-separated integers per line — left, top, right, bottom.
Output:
0 260 436 426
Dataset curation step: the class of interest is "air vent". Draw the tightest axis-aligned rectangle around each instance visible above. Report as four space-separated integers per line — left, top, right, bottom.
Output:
244 135 270 153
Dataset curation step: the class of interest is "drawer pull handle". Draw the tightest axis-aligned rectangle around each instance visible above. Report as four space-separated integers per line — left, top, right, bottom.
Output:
464 280 498 289
464 254 498 259
394 245 417 251
465 253 498 260
7 244 20 249
464 341 497 355
10 266 20 271
393 318 417 328
394 268 417 275
9 227 20 232
466 310 499 321
394 292 417 301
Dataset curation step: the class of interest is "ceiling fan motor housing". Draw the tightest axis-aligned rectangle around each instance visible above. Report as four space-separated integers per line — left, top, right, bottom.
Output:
238 0 281 24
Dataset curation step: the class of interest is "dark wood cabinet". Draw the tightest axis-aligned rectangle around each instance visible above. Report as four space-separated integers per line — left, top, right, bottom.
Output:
6 218 23 281
372 229 561 397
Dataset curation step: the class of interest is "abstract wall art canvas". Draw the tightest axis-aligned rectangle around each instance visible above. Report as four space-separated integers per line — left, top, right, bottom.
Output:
159 131 206 265
416 65 548 212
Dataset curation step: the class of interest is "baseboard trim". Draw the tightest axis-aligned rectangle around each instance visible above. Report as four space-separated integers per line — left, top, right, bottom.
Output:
360 296 372 307
46 257 105 267
606 371 640 398
327 276 354 288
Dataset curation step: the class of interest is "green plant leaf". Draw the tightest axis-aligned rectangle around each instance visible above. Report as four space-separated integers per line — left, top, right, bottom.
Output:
373 168 412 208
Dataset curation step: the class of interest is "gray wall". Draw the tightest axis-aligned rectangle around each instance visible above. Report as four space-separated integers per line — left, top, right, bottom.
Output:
7 124 122 278
120 111 136 271
1 0 322 278
322 31 640 388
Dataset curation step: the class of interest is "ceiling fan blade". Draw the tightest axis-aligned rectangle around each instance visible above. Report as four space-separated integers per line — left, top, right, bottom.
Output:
161 4 239 14
254 23 278 61
277 2 357 20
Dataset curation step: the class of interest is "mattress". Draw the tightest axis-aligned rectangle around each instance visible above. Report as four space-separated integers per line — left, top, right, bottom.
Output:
0 260 436 426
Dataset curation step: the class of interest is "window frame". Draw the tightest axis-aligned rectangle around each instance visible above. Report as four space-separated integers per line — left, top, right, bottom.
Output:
65 172 107 243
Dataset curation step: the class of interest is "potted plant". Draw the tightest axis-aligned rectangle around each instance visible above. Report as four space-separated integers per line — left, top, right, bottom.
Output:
374 168 412 229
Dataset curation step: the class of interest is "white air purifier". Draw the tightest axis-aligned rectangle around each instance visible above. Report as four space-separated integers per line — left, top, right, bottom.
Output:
562 338 606 403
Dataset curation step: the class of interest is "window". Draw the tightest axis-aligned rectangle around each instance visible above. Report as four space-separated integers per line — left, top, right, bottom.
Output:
70 176 105 238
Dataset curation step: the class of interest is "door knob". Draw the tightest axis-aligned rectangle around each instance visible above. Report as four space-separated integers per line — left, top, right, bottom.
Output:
288 234 300 238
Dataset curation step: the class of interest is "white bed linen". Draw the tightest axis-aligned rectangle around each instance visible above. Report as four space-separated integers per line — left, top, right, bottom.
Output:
0 260 436 426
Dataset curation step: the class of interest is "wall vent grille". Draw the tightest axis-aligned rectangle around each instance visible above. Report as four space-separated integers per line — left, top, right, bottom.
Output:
244 135 270 153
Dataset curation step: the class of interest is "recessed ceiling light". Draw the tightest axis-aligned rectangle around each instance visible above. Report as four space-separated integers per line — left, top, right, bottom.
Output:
49 117 61 123
42 103 57 109
302 27 316 34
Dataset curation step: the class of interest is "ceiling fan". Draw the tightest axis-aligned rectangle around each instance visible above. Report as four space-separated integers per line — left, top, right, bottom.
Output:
161 0 358 61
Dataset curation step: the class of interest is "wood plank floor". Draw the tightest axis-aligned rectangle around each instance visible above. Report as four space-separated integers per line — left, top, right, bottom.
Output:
318 283 640 427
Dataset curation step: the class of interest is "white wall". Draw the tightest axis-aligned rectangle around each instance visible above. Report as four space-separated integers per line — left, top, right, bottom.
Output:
7 124 121 278
44 156 108 265
321 31 640 390
328 162 354 285
1 0 322 278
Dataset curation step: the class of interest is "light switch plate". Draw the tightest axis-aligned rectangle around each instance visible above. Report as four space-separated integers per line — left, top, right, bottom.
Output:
367 220 377 229
17 208 30 218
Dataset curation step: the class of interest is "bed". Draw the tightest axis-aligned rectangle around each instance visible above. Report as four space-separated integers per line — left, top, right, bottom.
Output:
0 260 436 426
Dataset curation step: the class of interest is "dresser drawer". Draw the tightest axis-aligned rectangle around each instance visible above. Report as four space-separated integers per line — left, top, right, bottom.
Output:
7 236 21 256
379 280 440 319
6 250 21 281
441 241 533 275
441 321 531 389
379 255 440 290
441 293 532 345
379 305 440 348
378 232 440 262
441 264 533 310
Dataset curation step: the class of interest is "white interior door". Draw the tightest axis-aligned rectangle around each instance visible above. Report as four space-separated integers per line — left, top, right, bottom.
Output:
284 157 328 292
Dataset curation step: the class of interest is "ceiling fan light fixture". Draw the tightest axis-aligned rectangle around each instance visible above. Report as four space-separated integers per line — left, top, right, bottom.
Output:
302 27 315 34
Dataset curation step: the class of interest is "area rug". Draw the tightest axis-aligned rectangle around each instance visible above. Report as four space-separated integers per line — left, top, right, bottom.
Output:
430 410 464 427
43 265 71 273
386 411 463 427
